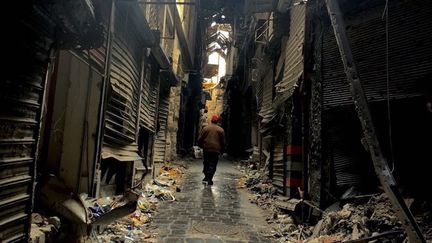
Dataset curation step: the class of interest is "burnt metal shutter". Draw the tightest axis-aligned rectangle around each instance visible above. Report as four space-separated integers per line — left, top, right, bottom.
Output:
1 8 54 242
259 71 274 128
73 41 107 74
324 110 369 187
139 62 159 133
272 140 285 194
256 70 265 111
153 96 169 163
273 3 306 106
322 0 432 109
254 46 270 112
104 11 142 145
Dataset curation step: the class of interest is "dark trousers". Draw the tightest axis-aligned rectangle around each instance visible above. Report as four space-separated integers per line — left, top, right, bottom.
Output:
203 151 220 181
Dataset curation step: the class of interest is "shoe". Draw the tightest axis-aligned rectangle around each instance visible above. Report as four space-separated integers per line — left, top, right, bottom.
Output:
207 180 213 185
202 178 208 184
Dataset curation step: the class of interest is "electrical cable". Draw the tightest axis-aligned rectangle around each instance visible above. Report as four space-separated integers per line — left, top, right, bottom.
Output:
382 0 396 173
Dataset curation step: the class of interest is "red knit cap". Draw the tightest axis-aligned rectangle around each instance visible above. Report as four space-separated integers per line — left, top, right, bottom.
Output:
211 115 220 123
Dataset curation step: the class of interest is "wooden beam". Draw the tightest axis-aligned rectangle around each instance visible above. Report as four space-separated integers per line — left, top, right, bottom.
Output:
324 1 426 242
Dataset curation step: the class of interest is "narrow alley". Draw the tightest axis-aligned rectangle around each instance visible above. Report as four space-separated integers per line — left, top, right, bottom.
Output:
2 0 432 243
152 159 272 243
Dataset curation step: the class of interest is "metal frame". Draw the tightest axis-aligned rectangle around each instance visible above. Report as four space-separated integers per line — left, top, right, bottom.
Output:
91 0 116 197
324 0 425 242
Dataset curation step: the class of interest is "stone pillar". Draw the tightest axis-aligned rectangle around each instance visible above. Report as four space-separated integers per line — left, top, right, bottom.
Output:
165 85 182 161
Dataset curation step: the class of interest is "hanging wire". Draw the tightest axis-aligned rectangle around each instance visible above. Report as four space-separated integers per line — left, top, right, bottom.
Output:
382 0 395 173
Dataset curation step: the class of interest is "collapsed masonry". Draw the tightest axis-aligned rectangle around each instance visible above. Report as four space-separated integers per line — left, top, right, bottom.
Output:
239 165 432 242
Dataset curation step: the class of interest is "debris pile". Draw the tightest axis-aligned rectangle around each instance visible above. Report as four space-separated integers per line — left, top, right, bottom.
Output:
98 164 185 242
239 170 277 211
413 201 432 242
97 193 158 242
80 194 132 220
307 194 402 242
30 213 61 243
237 162 429 243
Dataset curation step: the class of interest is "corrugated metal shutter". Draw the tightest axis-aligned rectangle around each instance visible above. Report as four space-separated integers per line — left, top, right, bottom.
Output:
272 141 285 194
273 3 305 106
73 41 107 74
256 71 265 111
1 8 54 242
139 62 159 132
70 21 107 74
322 0 432 108
104 11 142 145
153 96 169 163
325 117 363 187
259 71 274 128
254 47 266 111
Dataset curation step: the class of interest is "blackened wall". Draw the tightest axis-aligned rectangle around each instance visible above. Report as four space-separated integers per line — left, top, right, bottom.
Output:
317 0 432 198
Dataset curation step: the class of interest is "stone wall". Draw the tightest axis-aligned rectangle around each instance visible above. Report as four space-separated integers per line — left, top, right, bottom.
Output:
205 85 224 123
165 85 182 161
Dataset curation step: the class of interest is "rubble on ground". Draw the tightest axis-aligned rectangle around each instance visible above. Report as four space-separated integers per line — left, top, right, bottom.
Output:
30 213 61 243
413 201 432 242
97 163 185 242
306 194 403 242
237 161 432 243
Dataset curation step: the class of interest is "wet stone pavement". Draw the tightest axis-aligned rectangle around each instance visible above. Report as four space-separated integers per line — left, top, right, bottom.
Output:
152 160 274 243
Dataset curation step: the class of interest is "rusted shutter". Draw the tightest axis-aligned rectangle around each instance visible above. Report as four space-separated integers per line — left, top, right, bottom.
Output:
73 41 107 74
272 140 285 194
69 24 107 74
273 3 306 106
153 96 169 163
1 8 54 242
253 47 266 111
322 0 432 108
259 71 275 132
104 10 142 145
139 60 159 133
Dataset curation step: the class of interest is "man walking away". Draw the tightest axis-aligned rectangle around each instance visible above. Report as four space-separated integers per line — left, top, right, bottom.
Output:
198 115 225 185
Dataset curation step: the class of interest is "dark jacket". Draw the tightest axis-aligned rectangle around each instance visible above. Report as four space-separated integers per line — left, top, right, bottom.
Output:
198 123 225 153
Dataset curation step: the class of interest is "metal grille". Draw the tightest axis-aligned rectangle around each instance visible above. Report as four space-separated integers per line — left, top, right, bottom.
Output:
322 0 432 108
273 3 305 106
272 141 285 194
153 96 169 163
139 62 159 132
259 70 274 126
0 7 54 242
104 9 142 145
72 31 107 74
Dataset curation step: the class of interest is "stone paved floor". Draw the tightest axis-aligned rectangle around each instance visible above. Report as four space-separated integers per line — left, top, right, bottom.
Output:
152 159 274 243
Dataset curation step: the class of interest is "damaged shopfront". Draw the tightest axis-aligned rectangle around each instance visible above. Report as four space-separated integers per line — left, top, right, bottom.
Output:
1 0 103 241
1 0 180 242
227 0 431 241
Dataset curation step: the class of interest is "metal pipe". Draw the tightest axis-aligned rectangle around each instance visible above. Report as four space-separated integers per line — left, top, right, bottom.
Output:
77 50 94 192
91 0 116 197
324 0 425 242
151 72 162 180
136 52 146 141
28 47 56 240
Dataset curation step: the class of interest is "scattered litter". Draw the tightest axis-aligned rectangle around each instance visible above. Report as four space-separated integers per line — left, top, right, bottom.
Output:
30 213 61 243
236 161 432 243
97 162 186 242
